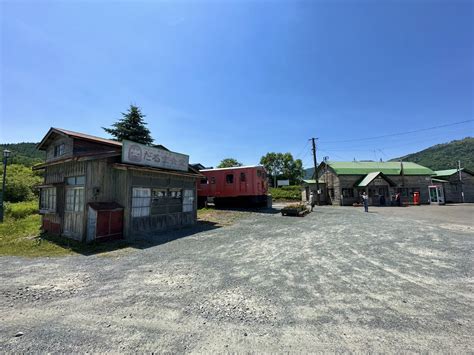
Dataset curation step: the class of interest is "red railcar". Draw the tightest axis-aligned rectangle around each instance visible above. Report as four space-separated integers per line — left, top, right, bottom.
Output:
197 165 269 207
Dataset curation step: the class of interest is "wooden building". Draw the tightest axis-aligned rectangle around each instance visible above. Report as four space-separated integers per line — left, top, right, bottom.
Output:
431 168 474 203
34 128 202 242
305 161 434 206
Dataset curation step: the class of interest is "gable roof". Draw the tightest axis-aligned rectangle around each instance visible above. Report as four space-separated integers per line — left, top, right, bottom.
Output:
321 161 434 176
356 171 397 187
37 127 122 151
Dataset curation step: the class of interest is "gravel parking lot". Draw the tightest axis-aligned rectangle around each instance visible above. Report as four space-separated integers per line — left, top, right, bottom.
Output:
1 205 473 352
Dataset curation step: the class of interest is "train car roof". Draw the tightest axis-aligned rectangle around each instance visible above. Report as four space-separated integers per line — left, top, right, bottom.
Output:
200 165 265 172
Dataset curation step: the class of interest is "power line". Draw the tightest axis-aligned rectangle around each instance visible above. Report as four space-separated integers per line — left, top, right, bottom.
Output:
319 119 473 144
294 140 310 159
319 127 470 152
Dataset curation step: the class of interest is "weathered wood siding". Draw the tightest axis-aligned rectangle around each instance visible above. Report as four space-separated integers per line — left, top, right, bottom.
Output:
128 170 197 240
441 172 474 203
45 136 74 162
73 140 121 156
45 161 86 184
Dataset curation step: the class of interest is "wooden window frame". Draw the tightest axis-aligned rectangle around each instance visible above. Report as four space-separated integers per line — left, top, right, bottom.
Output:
39 187 57 214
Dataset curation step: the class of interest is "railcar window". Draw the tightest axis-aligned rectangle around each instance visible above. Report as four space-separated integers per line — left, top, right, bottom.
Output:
257 170 262 177
200 178 208 184
211 177 216 184
226 174 234 184
240 172 246 182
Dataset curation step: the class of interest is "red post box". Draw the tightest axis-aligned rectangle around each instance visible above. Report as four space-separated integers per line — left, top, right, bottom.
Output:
413 191 420 205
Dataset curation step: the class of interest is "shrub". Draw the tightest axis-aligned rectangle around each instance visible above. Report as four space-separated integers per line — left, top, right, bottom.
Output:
4 200 39 219
269 185 302 201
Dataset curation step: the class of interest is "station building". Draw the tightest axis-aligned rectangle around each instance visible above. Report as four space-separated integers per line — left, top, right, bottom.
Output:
34 128 202 242
303 161 434 206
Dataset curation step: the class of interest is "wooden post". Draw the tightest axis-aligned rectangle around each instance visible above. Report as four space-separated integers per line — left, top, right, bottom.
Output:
311 138 320 205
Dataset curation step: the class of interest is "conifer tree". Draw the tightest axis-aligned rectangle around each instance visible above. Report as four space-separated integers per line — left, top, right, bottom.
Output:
103 105 153 145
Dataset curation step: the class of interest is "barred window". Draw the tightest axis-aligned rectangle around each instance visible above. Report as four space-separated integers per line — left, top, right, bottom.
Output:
40 187 57 212
226 174 234 184
132 188 151 217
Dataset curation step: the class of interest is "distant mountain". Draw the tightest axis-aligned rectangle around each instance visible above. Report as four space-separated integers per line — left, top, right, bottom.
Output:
0 142 45 166
390 137 474 171
303 137 474 178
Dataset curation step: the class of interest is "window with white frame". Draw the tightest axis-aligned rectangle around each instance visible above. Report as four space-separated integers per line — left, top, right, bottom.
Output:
183 189 194 212
132 187 151 217
40 187 57 212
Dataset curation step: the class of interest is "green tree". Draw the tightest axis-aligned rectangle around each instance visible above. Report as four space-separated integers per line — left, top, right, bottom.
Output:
103 104 154 145
260 152 283 187
0 164 43 202
217 158 243 168
260 152 304 186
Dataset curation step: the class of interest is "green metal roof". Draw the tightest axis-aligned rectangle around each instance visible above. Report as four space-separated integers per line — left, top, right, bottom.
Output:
434 168 474 177
302 179 325 184
434 168 462 177
324 161 434 176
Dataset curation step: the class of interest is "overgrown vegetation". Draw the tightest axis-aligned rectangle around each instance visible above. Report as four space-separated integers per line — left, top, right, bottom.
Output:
0 164 43 202
269 185 302 201
4 200 38 219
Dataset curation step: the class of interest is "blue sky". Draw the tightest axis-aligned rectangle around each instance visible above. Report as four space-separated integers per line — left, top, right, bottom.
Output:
1 0 473 168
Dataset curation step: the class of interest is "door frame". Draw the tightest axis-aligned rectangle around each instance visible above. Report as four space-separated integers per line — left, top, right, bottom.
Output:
63 185 85 239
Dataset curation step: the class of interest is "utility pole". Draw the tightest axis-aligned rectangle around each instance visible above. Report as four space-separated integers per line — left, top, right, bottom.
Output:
311 138 320 205
458 160 464 203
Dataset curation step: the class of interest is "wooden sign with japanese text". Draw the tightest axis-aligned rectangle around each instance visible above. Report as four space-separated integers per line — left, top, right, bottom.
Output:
122 140 189 172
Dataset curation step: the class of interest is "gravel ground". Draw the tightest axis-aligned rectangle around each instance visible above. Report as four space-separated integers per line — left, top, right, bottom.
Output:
0 205 473 352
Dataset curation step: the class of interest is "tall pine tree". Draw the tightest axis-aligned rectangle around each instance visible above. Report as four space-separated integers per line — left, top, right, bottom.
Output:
103 105 154 145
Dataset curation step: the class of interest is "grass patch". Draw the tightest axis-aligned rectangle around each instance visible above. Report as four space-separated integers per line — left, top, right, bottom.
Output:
197 207 249 226
0 205 130 257
269 185 302 201
5 200 39 219
0 214 75 257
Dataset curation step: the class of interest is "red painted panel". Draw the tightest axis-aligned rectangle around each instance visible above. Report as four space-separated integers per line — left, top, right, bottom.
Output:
96 211 111 238
42 218 51 232
50 222 61 235
198 167 268 198
109 211 123 235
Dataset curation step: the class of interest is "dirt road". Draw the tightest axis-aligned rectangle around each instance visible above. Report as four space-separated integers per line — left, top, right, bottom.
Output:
1 205 472 352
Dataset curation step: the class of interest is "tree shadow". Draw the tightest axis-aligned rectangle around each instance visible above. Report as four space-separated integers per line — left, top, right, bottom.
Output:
39 220 221 256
